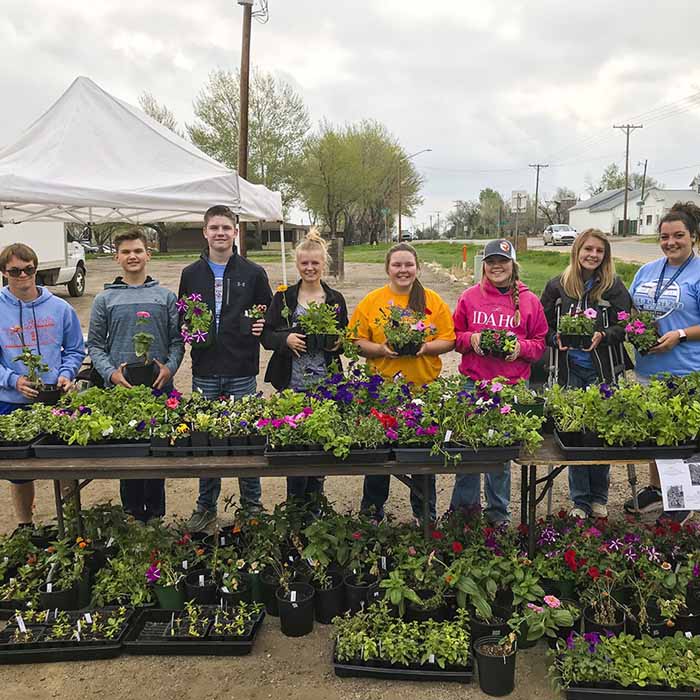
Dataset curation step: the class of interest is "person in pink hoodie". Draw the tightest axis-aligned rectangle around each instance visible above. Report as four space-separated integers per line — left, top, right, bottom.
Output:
450 239 548 524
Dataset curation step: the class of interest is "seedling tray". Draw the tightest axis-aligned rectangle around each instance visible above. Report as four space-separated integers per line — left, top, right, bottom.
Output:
393 445 521 465
33 436 151 459
0 438 39 460
567 686 700 699
553 430 698 461
0 607 134 664
123 607 265 656
265 448 392 466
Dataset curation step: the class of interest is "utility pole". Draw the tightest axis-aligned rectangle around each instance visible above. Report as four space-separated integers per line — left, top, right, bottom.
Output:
529 163 549 235
613 123 643 236
434 211 441 238
638 159 648 233
237 0 254 256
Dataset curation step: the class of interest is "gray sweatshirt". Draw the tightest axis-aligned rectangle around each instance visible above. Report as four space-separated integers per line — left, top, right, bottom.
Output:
87 277 184 385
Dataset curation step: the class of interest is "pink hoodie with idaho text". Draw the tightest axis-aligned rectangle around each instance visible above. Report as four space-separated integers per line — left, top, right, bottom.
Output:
453 278 548 383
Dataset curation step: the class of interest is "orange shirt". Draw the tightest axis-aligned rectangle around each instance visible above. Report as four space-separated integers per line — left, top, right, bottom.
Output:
350 285 455 386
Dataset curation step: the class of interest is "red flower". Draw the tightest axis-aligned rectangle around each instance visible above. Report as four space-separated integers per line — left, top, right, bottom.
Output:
370 407 398 429
451 541 463 554
431 530 444 540
407 546 417 556
557 509 568 519
424 307 432 315
564 548 579 572
669 521 681 534
604 568 614 579
483 527 494 538
517 523 529 536
351 531 362 541
587 566 600 580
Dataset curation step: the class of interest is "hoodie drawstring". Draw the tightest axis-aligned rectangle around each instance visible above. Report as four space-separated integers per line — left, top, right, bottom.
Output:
17 301 42 355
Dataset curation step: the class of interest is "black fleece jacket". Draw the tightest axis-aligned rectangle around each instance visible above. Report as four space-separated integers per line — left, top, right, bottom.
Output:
540 274 633 385
178 248 272 378
261 280 348 391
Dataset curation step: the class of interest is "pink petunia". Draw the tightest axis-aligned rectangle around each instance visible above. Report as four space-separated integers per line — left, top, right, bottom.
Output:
617 311 630 321
491 381 504 393
543 595 561 609
500 404 512 415
624 324 634 333
165 397 179 409
583 308 597 320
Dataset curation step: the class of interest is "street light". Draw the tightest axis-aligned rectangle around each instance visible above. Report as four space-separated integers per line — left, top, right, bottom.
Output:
398 148 431 242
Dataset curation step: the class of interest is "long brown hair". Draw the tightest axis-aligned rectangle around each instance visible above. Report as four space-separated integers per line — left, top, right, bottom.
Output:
560 229 615 302
385 243 426 313
481 257 522 326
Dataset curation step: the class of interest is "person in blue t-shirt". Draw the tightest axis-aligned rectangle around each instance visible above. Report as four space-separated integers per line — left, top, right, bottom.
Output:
624 201 700 524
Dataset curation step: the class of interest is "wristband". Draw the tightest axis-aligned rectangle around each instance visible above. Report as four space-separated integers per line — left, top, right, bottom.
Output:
678 328 688 343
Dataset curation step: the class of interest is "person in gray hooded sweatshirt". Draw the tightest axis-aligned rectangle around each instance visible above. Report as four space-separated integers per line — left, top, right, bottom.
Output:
87 228 183 522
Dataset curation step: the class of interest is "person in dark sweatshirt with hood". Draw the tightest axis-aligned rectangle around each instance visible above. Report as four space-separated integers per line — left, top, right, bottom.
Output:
178 205 272 532
0 243 85 527
87 228 183 522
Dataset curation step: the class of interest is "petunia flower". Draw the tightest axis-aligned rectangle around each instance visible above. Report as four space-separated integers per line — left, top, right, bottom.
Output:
543 595 561 609
583 308 597 319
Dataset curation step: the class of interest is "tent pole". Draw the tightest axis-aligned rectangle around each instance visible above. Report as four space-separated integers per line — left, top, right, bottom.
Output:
280 222 287 286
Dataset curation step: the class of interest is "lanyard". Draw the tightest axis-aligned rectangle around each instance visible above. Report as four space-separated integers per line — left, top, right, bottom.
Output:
654 253 694 303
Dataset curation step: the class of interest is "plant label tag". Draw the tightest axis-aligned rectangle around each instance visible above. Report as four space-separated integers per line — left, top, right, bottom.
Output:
223 573 229 580
487 429 495 438
77 620 81 633
381 557 387 570
290 590 297 603
46 583 53 593
106 537 114 548
54 609 58 619
97 527 102 539
84 613 93 624
307 558 314 566
687 631 693 639
16 616 26 633
352 569 357 575
3 556 8 563
221 586 229 594
429 654 435 664
288 555 294 563
182 560 188 570
9 578 15 585
444 430 452 443
199 574 205 586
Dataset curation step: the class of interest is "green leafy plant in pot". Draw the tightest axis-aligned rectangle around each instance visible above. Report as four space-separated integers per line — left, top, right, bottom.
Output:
125 311 156 386
11 327 61 405
558 308 597 348
298 301 342 353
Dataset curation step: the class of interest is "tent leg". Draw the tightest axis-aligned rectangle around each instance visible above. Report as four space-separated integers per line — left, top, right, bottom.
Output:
280 222 287 286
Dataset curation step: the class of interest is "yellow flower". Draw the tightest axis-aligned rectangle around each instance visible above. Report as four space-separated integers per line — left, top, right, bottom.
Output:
176 423 189 434
276 284 288 293
661 562 672 570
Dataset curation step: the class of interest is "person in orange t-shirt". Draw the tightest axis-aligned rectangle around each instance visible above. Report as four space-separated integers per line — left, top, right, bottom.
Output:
350 243 455 522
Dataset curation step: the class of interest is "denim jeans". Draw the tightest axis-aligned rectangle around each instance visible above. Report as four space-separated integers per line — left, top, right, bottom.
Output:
361 474 436 521
120 479 165 522
192 375 261 512
287 476 325 510
567 364 610 514
450 379 511 524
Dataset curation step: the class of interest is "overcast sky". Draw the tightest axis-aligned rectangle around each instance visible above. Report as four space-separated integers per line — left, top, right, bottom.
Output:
2 0 700 228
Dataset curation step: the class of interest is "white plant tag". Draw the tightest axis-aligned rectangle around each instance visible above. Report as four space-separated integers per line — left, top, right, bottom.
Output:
687 631 693 639
223 573 229 580
77 620 81 633
292 603 298 609
46 583 53 593
199 574 205 586
221 586 229 594
290 590 297 603
221 537 226 546
106 537 114 548
444 430 453 443
16 616 26 633
487 429 495 438
288 555 294 563
182 560 188 570
84 613 93 624
97 528 102 539
429 654 435 664
381 557 387 570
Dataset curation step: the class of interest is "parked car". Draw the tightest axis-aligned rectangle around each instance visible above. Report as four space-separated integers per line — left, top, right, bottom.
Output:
543 224 577 246
400 231 413 242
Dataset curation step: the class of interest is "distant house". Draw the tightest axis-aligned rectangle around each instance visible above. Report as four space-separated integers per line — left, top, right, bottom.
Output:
164 221 309 251
568 188 641 235
635 188 700 235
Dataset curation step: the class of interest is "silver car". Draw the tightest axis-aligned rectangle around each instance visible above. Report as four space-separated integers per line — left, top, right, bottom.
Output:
543 224 577 246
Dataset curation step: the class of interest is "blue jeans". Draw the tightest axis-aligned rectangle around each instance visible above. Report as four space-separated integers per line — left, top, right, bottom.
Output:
192 375 261 512
361 474 437 521
567 364 610 514
287 476 325 508
450 379 511 524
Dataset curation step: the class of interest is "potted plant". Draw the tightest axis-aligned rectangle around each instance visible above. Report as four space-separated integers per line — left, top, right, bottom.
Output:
479 329 518 359
177 293 214 348
558 308 597 348
276 580 315 637
164 600 211 639
240 304 267 335
298 301 342 353
618 309 659 355
474 632 517 696
124 311 156 386
508 595 576 649
146 559 185 609
11 327 61 405
377 302 434 356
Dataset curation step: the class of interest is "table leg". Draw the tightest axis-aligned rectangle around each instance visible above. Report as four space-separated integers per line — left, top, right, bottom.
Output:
528 464 537 558
520 464 529 526
627 464 639 513
546 465 554 517
421 475 430 540
73 480 84 538
53 480 65 537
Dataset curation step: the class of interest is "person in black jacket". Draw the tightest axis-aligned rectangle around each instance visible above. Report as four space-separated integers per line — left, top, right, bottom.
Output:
178 205 272 532
540 228 632 520
261 229 348 507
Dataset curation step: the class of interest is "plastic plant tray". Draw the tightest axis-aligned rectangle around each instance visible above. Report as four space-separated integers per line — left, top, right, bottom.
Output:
265 448 392 466
33 435 151 459
393 445 521 465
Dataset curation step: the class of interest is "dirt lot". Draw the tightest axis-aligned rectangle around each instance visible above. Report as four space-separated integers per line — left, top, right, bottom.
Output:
0 255 642 699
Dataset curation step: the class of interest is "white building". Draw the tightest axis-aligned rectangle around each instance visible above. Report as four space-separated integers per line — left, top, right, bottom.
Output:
635 184 700 235
568 188 641 235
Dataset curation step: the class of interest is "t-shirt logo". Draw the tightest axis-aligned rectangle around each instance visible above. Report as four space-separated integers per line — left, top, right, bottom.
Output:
634 279 683 319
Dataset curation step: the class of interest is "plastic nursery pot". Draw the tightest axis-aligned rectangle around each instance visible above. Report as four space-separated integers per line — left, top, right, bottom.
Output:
474 635 517 697
303 334 324 354
343 573 378 615
511 399 545 417
322 334 339 352
276 582 315 638
583 605 624 636
123 361 156 387
39 582 78 611
686 581 700 614
628 606 674 639
581 431 604 447
34 384 62 405
405 589 446 623
154 583 186 610
184 570 218 605
261 569 281 617
484 349 510 360
239 315 256 335
77 570 92 608
391 341 422 357
314 573 345 624
470 605 512 647
559 333 593 349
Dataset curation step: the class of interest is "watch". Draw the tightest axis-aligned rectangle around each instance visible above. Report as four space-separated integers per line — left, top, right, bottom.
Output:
678 328 688 343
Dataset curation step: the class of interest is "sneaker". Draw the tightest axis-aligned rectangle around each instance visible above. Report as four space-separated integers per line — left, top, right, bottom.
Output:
658 510 692 527
184 509 217 532
623 486 663 515
591 503 608 518
569 507 588 520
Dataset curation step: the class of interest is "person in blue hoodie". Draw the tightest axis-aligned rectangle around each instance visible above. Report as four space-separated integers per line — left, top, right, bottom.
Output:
0 243 85 526
87 228 183 522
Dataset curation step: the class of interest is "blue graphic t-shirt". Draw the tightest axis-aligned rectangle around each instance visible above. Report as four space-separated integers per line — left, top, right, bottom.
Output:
207 260 227 327
629 255 700 377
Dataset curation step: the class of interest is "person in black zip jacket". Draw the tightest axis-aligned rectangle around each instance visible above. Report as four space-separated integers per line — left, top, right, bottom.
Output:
261 230 348 507
178 205 272 532
540 228 633 520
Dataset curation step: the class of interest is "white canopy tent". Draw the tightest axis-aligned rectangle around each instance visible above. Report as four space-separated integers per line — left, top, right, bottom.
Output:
0 76 289 281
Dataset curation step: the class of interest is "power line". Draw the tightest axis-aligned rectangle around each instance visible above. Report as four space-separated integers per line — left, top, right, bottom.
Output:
529 163 549 234
613 124 643 236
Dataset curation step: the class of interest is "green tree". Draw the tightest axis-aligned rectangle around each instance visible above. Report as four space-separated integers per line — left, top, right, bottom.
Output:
446 200 480 238
478 188 506 236
539 187 577 226
138 92 181 135
187 68 311 208
587 163 662 195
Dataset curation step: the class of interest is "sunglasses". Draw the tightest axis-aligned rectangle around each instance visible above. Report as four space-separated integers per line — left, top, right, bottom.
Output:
4 266 36 278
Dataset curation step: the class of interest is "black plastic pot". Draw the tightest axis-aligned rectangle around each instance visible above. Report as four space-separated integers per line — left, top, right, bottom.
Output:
239 315 256 335
220 581 251 606
276 582 315 637
304 334 325 354
511 398 546 417
470 606 511 647
583 605 624 636
261 570 281 617
184 570 218 605
314 573 345 624
322 333 340 351
474 635 517 697
124 361 156 387
343 573 378 614
391 340 422 357
686 581 700 614
484 348 510 359
559 333 593 349
405 589 445 622
581 431 604 447
39 582 78 611
35 384 62 405
189 431 210 455
628 605 674 639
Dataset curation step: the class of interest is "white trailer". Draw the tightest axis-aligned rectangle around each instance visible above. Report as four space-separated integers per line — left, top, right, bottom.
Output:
0 221 87 296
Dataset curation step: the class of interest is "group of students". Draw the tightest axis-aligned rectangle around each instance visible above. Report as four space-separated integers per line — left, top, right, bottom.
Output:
1 201 699 529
